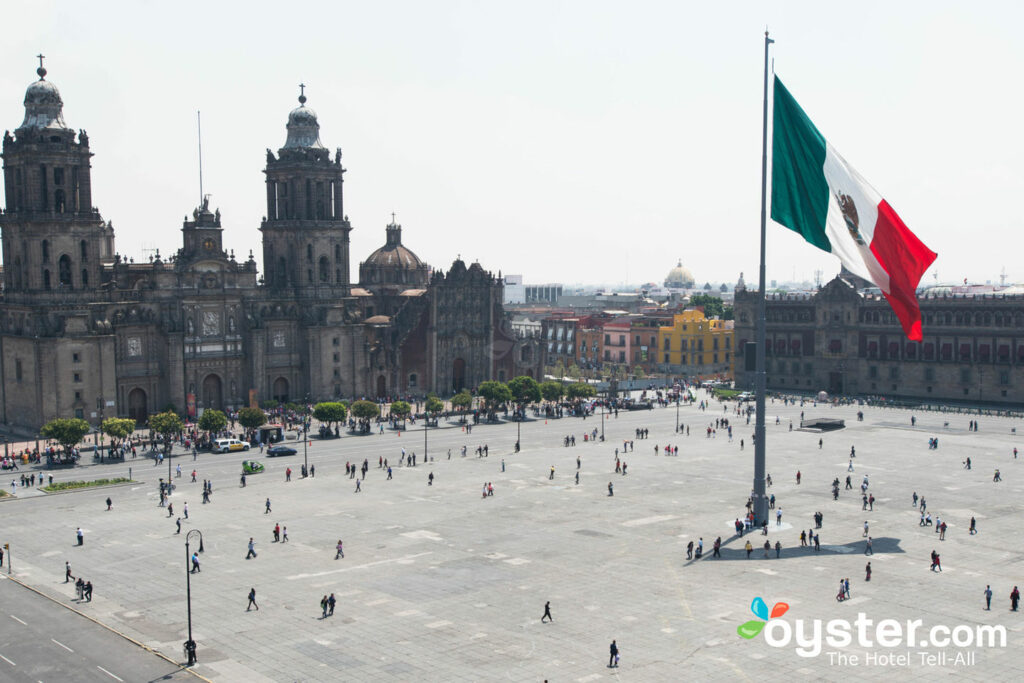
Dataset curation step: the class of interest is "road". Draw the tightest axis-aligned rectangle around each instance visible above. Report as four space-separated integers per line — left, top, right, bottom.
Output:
0 575 194 682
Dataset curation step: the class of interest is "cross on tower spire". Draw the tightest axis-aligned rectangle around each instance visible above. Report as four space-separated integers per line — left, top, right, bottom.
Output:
36 53 47 80
298 83 306 105
391 212 396 225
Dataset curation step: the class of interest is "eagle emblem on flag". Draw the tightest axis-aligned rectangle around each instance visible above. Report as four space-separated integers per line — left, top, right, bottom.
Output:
835 191 866 246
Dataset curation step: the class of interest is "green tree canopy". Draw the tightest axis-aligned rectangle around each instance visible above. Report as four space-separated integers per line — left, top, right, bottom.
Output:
237 407 267 430
41 417 91 453
149 411 184 438
507 376 542 406
425 395 445 416
477 381 512 410
389 400 411 418
197 409 228 434
540 380 564 403
450 391 472 411
260 400 278 410
350 400 380 420
313 402 347 429
565 382 597 401
100 417 136 445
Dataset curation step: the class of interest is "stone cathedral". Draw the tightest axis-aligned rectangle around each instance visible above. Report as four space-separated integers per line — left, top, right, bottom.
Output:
0 62 542 432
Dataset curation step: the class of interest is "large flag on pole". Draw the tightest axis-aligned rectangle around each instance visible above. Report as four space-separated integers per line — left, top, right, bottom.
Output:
770 76 937 341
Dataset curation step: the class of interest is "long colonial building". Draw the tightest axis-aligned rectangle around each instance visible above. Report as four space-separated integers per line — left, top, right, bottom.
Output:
0 62 542 431
733 275 1024 405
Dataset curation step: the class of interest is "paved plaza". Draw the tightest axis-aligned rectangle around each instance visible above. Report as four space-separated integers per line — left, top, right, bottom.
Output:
1 392 1023 681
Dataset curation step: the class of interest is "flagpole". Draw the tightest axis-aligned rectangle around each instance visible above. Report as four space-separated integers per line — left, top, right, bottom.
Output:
753 30 773 527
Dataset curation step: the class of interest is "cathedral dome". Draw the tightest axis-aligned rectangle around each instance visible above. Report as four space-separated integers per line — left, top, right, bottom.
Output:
664 260 695 289
19 64 68 132
359 222 430 288
282 86 325 150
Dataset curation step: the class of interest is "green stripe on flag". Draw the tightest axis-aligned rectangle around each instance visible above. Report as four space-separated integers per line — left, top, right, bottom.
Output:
771 76 831 253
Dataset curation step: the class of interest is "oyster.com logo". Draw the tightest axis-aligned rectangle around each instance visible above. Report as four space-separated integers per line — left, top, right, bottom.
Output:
737 596 789 639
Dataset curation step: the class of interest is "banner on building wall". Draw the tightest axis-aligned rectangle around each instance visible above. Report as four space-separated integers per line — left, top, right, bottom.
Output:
186 393 196 418
249 389 258 409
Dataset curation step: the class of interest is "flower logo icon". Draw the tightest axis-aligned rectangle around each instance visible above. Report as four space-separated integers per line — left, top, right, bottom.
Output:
737 596 789 639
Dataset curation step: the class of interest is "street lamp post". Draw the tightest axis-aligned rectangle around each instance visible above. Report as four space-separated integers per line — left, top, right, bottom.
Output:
676 394 680 433
424 411 428 462
184 529 204 666
600 401 605 441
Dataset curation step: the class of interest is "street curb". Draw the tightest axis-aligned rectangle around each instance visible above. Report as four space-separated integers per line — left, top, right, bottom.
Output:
0 480 141 502
0 573 213 682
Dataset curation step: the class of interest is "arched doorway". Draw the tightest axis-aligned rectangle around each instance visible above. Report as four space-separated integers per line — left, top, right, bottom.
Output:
452 358 466 393
128 388 147 425
376 375 386 398
202 374 223 411
526 368 534 378
272 377 289 403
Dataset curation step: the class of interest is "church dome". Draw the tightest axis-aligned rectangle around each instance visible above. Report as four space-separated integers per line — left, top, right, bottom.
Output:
19 63 68 132
282 86 325 150
664 260 695 289
360 222 430 288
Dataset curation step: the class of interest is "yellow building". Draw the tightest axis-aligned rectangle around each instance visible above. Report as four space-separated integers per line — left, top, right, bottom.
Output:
657 309 735 378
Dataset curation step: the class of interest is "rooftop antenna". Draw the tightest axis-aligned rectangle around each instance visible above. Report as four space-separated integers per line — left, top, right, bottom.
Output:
197 110 204 207
1000 266 1007 286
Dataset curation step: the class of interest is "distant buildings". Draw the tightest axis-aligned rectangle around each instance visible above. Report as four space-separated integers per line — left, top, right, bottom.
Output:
657 310 734 379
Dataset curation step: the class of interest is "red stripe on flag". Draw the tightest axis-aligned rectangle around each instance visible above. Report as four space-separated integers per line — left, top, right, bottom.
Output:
869 200 937 341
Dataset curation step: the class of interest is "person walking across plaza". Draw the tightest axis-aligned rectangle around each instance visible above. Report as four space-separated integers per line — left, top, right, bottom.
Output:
335 539 344 559
865 536 873 555
246 537 257 559
608 640 619 668
541 601 553 623
865 562 872 581
1012 586 1020 611
985 585 993 610
328 593 336 616
191 551 201 573
106 496 112 511
65 561 73 583
320 595 329 619
76 527 84 546
265 497 272 514
247 587 259 611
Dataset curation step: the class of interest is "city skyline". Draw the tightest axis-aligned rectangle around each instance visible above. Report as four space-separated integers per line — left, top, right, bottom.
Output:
2 1 1020 286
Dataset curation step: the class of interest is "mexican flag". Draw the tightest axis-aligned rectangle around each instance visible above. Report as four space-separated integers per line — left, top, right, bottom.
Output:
771 76 937 341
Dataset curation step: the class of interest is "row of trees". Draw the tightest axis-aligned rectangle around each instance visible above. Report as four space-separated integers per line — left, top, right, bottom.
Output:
477 376 596 414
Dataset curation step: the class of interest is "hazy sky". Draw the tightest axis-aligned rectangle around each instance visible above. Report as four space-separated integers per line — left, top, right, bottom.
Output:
2 1 1020 288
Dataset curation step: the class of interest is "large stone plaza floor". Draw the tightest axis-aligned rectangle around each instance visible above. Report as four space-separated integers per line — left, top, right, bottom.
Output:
1 392 1023 681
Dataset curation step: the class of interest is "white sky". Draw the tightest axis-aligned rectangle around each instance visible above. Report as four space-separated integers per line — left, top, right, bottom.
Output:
2 1 1021 288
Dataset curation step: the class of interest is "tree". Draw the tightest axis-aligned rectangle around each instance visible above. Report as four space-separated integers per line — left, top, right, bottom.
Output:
41 418 91 454
197 409 228 435
425 395 445 418
565 382 597 401
540 380 564 403
507 376 541 406
149 411 184 451
389 400 411 428
100 417 135 448
477 381 512 412
313 402 347 432
238 407 267 431
689 294 726 319
450 390 472 422
260 400 278 410
350 400 380 420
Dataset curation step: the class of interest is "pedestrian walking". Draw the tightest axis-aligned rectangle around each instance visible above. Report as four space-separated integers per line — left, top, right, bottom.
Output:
865 536 873 555
183 502 189 519
985 585 993 610
76 527 84 546
328 593 336 616
865 562 872 581
265 498 272 513
321 595 329 618
282 526 288 542
335 539 344 559
247 587 259 611
176 517 182 534
607 482 613 496
105 497 112 511
1012 586 1020 611
609 640 619 668
775 540 781 558
970 517 977 534
191 551 200 573
65 561 73 583
246 537 257 559
355 478 361 492
541 601 553 623
428 472 434 486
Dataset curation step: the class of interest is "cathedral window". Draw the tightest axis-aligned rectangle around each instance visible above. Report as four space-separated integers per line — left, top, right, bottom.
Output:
54 190 66 213
335 245 341 261
307 269 313 283
305 179 313 219
307 244 313 262
59 255 73 288
408 373 418 388
42 240 50 263
319 256 329 282
80 240 88 260
336 269 341 283
54 167 64 185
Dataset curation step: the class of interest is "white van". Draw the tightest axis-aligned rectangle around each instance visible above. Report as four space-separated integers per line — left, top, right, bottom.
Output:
213 438 250 453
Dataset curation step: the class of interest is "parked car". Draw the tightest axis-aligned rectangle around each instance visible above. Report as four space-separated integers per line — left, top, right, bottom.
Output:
267 445 297 457
242 460 265 474
214 438 250 453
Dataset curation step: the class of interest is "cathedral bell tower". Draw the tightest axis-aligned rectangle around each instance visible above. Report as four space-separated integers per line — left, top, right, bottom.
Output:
0 57 113 296
260 85 351 295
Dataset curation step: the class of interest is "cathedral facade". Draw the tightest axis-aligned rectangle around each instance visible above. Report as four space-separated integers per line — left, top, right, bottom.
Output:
0 63 542 432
